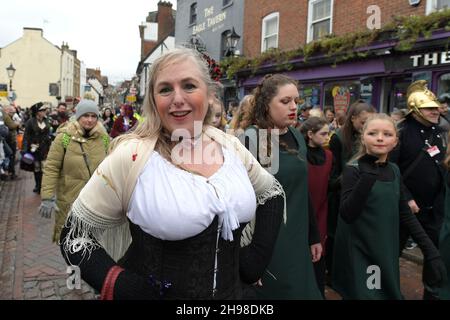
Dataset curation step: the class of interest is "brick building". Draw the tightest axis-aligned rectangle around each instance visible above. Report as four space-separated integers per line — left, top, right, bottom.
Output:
136 1 177 103
139 1 176 62
236 0 450 113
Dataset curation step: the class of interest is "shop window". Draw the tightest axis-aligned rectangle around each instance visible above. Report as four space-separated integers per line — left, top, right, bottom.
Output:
388 76 412 113
426 0 450 14
261 12 279 52
0 84 7 94
190 3 197 25
298 84 321 108
323 81 372 114
437 73 450 97
307 0 333 43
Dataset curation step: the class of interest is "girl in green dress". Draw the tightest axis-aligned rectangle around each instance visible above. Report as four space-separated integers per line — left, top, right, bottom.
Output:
244 74 323 299
326 101 376 280
333 113 447 299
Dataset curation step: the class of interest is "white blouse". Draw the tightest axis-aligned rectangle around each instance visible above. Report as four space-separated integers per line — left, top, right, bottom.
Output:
128 146 257 241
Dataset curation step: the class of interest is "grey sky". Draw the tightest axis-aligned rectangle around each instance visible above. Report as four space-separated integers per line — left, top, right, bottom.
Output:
0 0 176 84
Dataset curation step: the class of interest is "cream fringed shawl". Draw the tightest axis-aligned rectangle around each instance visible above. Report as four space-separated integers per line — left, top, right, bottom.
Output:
62 126 286 262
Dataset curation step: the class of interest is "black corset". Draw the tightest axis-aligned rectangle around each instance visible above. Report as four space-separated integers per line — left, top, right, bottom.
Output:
118 217 243 300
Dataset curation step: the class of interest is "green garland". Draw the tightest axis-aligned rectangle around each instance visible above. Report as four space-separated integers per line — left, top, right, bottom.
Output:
220 9 450 79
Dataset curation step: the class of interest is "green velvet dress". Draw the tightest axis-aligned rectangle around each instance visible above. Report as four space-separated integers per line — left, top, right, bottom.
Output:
332 163 403 299
255 127 322 300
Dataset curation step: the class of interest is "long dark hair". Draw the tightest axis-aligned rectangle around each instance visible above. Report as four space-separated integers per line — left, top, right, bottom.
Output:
300 117 328 144
341 100 376 159
253 74 298 128
251 74 298 157
102 108 114 121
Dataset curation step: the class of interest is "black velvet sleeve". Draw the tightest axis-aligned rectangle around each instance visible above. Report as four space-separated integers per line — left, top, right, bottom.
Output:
329 133 343 175
239 195 284 284
339 165 378 223
60 220 159 299
308 194 321 245
328 152 340 192
389 134 414 201
399 192 440 260
400 179 414 202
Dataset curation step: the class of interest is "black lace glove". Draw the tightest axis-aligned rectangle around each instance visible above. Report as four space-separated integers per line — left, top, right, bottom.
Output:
423 256 448 288
357 154 380 176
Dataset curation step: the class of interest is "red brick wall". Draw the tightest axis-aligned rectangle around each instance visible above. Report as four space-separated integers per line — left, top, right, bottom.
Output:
142 41 157 61
157 1 175 42
333 0 426 36
244 0 308 57
244 0 427 58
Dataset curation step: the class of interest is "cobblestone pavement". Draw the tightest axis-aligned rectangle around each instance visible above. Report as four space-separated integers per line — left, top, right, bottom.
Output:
0 170 95 300
0 169 425 300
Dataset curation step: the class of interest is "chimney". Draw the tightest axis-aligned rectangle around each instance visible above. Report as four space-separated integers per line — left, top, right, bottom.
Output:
157 1 174 42
23 27 43 38
139 24 156 60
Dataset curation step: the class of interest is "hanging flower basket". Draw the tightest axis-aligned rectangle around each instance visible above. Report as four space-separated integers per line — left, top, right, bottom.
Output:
201 53 223 82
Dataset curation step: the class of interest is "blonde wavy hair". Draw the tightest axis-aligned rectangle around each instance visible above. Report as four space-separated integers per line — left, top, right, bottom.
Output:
110 48 221 159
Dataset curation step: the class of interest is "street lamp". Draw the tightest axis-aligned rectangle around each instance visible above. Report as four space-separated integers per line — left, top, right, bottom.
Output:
6 63 16 91
225 27 241 57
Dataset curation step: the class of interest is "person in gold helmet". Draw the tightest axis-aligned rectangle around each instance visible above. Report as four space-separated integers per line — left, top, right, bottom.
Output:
406 80 442 124
390 80 447 299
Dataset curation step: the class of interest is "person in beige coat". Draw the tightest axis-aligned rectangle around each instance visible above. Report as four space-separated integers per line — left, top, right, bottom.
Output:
39 99 109 242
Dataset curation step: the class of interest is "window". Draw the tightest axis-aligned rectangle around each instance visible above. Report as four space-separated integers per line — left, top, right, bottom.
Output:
437 73 450 97
261 12 279 53
298 84 321 108
307 0 333 42
323 80 372 114
221 30 231 58
426 0 450 14
49 83 59 96
223 0 232 7
190 3 197 25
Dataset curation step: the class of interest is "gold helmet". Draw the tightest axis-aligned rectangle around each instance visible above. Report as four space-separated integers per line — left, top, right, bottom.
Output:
407 80 440 112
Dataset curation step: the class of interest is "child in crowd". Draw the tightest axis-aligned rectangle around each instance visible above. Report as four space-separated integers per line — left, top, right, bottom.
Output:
333 113 447 299
209 97 226 131
300 117 335 298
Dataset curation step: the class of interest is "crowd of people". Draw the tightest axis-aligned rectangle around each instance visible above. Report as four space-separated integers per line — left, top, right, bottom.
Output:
1 47 450 300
